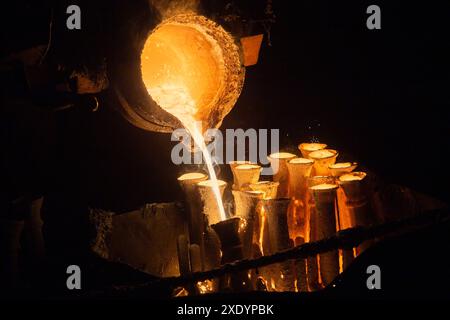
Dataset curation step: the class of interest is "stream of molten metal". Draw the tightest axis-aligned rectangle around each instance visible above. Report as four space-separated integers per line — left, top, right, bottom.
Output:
148 84 227 221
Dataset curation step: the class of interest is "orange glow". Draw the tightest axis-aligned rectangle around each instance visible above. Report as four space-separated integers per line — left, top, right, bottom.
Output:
330 162 352 169
339 171 367 182
240 34 264 66
140 14 245 222
249 181 279 199
141 13 244 130
197 179 227 223
177 172 207 181
289 157 314 165
142 22 222 125
309 149 338 176
259 206 266 255
317 255 323 285
288 199 306 240
270 278 276 291
298 142 327 159
234 164 262 190
197 280 214 294
268 152 297 160
310 183 338 191
309 149 336 159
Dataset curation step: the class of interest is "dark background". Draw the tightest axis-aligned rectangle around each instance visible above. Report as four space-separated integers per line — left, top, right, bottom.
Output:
2 0 449 214
1 0 450 303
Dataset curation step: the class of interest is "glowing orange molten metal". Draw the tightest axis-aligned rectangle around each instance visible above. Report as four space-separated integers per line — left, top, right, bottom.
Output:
140 14 245 221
